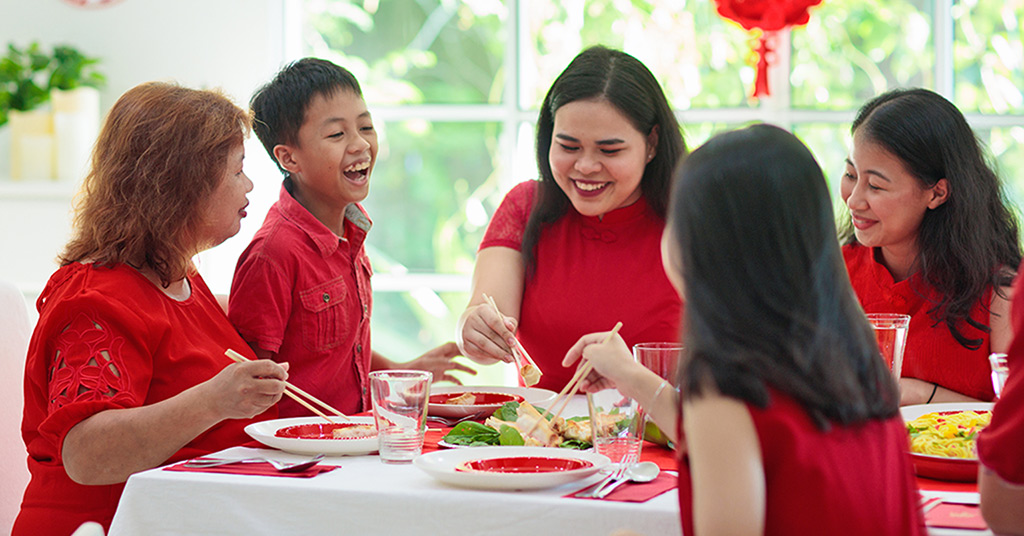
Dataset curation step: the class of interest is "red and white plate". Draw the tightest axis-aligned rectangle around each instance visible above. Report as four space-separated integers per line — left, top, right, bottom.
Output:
245 416 378 456
428 386 556 418
413 446 608 490
901 402 994 482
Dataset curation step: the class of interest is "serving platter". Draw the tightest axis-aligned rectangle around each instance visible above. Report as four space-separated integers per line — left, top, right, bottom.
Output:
245 416 378 456
901 402 994 482
428 386 556 418
413 446 609 490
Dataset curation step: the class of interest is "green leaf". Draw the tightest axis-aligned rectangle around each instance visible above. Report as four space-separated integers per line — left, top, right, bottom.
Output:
442 421 500 446
558 439 592 450
498 424 524 446
492 401 519 422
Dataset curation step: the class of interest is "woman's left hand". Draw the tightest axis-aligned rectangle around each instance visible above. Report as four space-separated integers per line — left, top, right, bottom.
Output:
563 331 636 393
405 342 477 384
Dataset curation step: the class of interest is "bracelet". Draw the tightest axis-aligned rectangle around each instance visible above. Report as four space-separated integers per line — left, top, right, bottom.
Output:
651 379 671 405
925 383 938 404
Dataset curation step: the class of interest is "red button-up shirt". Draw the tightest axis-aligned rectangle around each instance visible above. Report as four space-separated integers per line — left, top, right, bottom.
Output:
229 181 373 416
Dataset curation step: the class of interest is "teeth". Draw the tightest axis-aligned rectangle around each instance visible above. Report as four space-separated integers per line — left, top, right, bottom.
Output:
575 180 606 191
344 161 370 172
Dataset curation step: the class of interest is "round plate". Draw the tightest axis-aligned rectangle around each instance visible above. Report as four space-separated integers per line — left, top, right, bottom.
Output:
244 416 378 456
428 386 556 418
901 402 993 482
413 446 609 490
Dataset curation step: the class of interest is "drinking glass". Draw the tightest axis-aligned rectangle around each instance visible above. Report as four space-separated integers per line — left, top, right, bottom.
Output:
634 342 682 382
990 353 1009 399
866 313 910 379
587 350 645 466
369 370 432 464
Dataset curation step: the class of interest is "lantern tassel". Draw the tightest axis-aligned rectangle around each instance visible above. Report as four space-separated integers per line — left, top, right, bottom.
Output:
753 34 772 99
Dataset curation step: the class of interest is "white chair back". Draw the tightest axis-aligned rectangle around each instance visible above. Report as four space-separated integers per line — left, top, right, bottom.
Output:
0 280 32 534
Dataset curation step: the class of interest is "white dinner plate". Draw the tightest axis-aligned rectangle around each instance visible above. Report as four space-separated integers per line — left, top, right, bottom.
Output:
901 402 993 482
245 416 378 456
428 386 557 418
413 446 608 490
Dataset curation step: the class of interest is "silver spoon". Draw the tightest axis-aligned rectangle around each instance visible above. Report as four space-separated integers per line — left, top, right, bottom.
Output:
184 453 325 473
595 461 660 498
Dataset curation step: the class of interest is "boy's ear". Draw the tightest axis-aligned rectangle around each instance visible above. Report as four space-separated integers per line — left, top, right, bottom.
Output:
273 144 301 174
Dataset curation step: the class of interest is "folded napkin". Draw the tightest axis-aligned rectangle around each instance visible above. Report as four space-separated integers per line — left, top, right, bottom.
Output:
925 502 987 531
566 472 678 503
164 461 339 478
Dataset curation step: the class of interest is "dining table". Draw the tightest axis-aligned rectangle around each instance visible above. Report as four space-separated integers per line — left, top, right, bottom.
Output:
107 395 992 536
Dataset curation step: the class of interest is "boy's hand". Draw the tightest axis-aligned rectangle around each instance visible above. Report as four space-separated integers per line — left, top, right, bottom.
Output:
406 342 477 385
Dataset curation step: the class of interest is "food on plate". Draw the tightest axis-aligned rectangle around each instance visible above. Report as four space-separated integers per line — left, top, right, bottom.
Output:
520 363 542 387
442 401 602 449
429 391 524 406
454 456 592 473
905 410 991 458
445 393 477 405
275 422 377 440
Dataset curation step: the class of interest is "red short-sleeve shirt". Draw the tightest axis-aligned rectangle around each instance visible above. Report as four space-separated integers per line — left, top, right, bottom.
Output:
480 181 682 391
978 258 1024 484
229 183 374 416
843 243 995 400
14 263 271 536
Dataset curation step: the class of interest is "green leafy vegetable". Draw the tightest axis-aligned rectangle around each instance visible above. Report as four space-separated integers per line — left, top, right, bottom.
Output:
442 421 499 446
492 401 519 422
558 439 592 450
498 424 525 446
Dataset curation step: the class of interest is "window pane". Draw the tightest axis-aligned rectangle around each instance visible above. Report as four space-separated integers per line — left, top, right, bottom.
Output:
363 120 504 273
302 0 506 104
953 0 1024 113
981 126 1024 210
792 123 852 215
372 290 514 386
792 0 934 109
523 0 753 110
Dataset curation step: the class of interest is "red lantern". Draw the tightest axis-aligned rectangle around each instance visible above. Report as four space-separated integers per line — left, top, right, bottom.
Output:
715 0 823 98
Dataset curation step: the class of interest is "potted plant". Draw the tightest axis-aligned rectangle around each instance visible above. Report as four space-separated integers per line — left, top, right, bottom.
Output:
0 42 104 180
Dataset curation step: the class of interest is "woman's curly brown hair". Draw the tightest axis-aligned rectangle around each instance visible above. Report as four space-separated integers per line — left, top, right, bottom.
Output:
61 82 250 286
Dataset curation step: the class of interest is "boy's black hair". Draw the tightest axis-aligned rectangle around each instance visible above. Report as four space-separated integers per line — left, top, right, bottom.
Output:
250 58 362 175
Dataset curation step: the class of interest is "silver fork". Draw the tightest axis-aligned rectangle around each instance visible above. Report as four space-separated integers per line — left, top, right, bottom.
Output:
575 458 631 498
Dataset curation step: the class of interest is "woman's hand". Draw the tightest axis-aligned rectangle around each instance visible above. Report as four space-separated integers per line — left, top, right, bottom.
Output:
204 359 289 420
562 331 636 393
403 342 478 384
456 303 518 365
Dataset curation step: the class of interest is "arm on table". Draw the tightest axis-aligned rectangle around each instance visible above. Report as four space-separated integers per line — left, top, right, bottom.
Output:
456 246 523 365
62 359 288 485
979 465 1024 535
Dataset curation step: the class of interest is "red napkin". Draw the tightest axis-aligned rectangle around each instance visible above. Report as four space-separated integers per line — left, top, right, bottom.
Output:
566 472 678 502
925 502 988 530
164 461 339 478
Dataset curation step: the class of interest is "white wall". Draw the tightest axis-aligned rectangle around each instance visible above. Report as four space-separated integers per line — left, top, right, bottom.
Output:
0 0 290 305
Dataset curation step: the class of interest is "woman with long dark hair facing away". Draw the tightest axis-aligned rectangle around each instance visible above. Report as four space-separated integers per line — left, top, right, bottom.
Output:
566 124 923 535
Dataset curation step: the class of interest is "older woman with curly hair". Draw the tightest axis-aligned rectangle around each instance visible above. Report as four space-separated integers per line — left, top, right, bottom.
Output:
13 82 288 536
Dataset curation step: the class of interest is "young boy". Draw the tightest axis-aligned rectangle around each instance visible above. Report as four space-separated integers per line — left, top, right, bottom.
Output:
230 58 471 417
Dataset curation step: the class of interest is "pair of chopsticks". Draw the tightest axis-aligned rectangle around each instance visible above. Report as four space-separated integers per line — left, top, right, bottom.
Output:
482 294 543 384
224 349 350 424
525 322 623 437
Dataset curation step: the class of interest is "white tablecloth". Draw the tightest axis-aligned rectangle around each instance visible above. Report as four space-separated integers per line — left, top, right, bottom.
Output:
108 445 681 536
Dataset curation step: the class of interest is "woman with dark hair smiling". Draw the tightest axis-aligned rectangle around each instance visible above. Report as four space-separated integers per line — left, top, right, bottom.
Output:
567 124 923 535
456 45 686 391
13 82 287 536
840 88 1021 405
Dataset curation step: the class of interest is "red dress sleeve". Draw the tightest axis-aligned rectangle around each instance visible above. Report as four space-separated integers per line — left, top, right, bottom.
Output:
479 181 537 251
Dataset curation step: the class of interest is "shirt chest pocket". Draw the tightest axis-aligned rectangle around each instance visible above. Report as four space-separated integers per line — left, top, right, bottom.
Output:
298 277 354 352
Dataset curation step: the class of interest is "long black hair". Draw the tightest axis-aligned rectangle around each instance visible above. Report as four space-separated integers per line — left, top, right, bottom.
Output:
674 124 899 429
839 88 1021 349
522 45 686 274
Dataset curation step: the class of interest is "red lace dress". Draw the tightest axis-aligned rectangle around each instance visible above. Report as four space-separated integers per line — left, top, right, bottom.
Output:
13 263 274 536
843 243 996 400
677 392 925 535
480 181 682 391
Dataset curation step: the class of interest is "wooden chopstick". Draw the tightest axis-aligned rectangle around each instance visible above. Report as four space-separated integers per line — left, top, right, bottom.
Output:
525 322 622 438
224 349 350 423
482 294 544 377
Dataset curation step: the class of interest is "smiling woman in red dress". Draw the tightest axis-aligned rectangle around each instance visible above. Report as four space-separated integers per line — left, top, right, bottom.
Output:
839 88 1021 405
13 83 288 536
567 125 923 536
